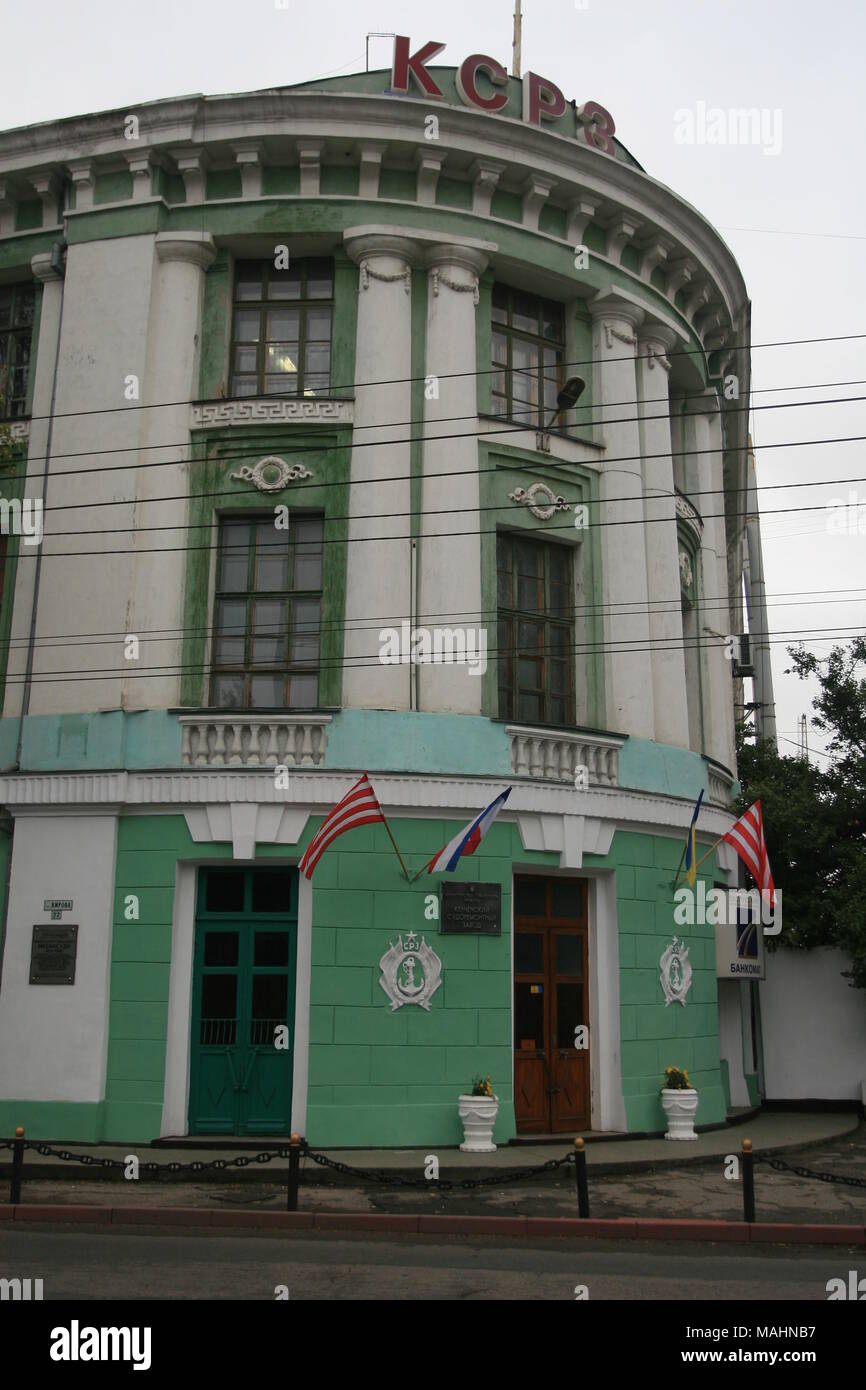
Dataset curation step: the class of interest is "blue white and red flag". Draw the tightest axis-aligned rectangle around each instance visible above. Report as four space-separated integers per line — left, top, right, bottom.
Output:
426 787 512 874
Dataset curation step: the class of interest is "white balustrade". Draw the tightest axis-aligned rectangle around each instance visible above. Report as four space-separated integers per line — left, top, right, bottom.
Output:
506 725 622 787
179 715 331 768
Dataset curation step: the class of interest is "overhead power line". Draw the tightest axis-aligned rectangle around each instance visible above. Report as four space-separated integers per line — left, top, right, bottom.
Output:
11 330 866 429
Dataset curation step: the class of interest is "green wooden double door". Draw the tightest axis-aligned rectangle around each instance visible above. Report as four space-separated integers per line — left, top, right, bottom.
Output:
189 867 298 1135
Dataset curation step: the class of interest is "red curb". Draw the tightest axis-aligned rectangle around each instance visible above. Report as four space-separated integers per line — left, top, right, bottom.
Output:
2 1204 862 1246
111 1207 214 1227
209 1209 314 1230
13 1204 111 1224
417 1215 528 1237
524 1217 639 1239
748 1223 866 1246
313 1213 420 1233
634 1219 748 1243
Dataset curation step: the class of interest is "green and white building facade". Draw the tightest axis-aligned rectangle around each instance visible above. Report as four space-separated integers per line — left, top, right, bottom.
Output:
0 51 767 1147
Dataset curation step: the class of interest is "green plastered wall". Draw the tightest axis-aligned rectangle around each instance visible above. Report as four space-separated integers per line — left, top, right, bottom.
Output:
306 814 521 1147
5 808 728 1144
105 815 222 1140
587 828 727 1132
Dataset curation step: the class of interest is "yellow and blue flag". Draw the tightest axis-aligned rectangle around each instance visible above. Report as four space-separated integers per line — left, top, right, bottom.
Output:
684 789 704 887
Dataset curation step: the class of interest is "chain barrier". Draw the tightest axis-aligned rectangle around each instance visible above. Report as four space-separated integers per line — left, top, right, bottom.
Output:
300 1144 573 1191
5 1138 864 1198
754 1153 866 1189
28 1142 291 1178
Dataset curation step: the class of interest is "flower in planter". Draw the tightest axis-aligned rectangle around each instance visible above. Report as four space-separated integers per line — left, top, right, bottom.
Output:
661 1065 692 1092
471 1074 495 1098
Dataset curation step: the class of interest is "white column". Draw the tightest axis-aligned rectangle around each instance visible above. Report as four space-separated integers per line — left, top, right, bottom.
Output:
343 233 420 708
636 327 689 746
590 293 655 739
683 392 736 772
124 232 216 710
419 244 488 715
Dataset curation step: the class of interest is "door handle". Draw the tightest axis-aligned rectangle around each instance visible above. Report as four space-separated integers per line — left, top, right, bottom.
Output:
546 1086 560 1095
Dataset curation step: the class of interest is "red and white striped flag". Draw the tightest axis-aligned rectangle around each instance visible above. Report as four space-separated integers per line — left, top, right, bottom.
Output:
298 772 386 880
722 800 775 908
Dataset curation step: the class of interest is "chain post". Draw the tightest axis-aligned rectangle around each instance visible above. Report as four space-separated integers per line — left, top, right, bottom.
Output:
574 1137 590 1218
742 1138 755 1223
287 1132 301 1211
9 1127 25 1204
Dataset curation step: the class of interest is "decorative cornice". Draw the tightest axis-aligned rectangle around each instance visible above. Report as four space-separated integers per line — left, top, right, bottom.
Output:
190 398 353 429
0 768 737 841
675 489 704 540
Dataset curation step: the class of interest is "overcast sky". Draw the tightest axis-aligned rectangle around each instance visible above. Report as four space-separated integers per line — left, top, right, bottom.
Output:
2 0 863 765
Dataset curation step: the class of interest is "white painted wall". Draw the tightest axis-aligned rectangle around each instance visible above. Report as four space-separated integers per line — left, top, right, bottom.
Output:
717 978 751 1106
0 814 118 1101
761 947 866 1101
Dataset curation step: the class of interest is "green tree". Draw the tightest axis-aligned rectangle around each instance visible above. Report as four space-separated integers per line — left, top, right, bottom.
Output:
735 638 866 988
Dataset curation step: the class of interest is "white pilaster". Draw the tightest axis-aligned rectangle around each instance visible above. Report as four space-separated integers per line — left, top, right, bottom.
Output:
123 231 216 710
343 233 420 708
636 326 689 746
590 292 655 739
419 243 488 715
683 391 736 772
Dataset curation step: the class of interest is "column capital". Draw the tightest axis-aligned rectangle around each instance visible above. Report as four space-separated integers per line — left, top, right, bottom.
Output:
343 231 424 268
155 230 217 271
424 242 489 277
31 250 64 284
637 323 679 374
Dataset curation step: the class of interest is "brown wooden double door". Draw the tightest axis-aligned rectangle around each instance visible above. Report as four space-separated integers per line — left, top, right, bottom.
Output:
514 876 589 1133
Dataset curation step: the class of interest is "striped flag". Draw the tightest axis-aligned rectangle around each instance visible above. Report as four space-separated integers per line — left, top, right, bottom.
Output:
299 772 386 880
427 788 512 874
684 789 704 888
722 800 775 909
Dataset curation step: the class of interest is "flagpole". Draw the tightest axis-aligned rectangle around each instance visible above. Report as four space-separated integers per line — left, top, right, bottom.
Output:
670 838 688 891
694 834 727 871
381 814 410 881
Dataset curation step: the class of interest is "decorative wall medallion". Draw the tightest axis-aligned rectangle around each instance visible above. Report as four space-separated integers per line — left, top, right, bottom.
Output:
678 548 694 595
660 936 693 1007
509 482 570 521
379 931 443 1012
231 456 313 492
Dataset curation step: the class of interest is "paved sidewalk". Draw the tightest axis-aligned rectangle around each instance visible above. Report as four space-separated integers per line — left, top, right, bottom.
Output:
1 1109 858 1182
1 1114 863 1243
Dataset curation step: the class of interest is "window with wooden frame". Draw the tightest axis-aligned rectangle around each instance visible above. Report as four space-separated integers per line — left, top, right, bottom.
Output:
0 283 36 419
229 258 333 399
210 514 323 709
497 532 575 726
490 284 564 427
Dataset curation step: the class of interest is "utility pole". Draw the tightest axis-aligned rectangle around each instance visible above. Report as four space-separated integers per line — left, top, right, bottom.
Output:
512 0 523 79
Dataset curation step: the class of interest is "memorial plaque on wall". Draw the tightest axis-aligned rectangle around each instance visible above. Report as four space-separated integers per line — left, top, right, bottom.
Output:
440 882 501 935
29 925 78 984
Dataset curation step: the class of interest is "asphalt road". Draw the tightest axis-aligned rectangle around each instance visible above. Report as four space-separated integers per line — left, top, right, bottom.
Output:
0 1225 858 1300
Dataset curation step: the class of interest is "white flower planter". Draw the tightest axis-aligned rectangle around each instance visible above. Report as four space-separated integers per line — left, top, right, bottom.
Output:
458 1094 499 1152
660 1087 699 1140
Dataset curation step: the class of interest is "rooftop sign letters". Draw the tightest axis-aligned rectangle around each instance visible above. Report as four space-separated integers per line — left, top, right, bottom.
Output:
390 36 616 157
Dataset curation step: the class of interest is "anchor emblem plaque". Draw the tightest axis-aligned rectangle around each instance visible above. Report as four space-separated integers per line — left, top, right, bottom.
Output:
379 930 443 1011
659 936 693 1007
